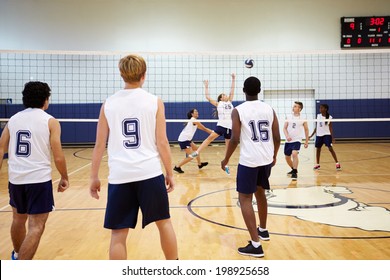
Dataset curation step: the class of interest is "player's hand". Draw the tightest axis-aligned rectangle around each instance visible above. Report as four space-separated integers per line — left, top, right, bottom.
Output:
57 178 69 192
221 159 228 171
272 156 277 167
89 178 101 199
231 73 236 79
165 174 175 193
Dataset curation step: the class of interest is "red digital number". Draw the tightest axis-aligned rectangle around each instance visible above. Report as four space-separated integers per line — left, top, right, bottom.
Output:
357 37 362 44
349 23 355 30
370 17 385 26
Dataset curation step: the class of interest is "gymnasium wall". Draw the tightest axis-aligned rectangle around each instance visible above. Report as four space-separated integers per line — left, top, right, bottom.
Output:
1 0 390 52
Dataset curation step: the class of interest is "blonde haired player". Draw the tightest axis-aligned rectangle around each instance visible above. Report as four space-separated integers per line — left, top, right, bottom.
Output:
89 54 178 260
283 101 309 180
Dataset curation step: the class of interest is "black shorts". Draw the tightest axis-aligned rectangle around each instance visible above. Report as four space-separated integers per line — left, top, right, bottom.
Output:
104 174 170 229
214 125 231 139
284 141 302 156
315 135 333 148
236 164 272 194
178 140 192 150
9 180 54 214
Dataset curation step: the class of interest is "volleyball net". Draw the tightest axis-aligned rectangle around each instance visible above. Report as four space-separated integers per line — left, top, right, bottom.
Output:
0 49 389 144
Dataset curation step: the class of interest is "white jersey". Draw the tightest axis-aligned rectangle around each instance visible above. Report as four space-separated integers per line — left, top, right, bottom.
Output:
178 117 197 141
104 88 162 184
217 101 233 129
235 100 275 167
285 114 306 143
316 113 332 136
7 108 52 184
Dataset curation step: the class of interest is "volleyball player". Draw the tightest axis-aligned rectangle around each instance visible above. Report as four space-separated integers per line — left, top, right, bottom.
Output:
0 81 69 260
283 101 309 180
309 103 341 170
190 73 235 158
89 54 178 260
173 109 212 173
221 76 281 257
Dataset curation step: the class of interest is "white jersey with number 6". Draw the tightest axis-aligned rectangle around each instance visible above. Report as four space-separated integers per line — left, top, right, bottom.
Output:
235 100 275 167
7 108 52 184
104 88 162 184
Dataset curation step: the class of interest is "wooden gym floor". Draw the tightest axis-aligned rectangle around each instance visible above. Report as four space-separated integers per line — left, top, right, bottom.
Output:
0 142 389 260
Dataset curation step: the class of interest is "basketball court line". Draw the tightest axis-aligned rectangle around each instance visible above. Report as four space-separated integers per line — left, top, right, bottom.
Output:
187 187 390 240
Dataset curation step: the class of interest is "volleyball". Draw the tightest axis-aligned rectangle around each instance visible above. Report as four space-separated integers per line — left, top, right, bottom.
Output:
245 59 254 68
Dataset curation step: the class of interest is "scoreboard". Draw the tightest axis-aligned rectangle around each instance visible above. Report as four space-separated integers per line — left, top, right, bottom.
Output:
341 16 390 48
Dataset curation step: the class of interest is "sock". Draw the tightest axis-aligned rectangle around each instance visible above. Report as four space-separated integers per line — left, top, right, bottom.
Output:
251 240 261 248
14 251 19 258
258 226 267 232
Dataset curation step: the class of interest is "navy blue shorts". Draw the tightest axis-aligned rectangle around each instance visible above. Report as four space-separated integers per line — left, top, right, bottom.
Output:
214 125 231 139
315 135 333 148
178 140 192 150
284 141 302 156
236 163 272 194
9 180 54 214
104 174 170 229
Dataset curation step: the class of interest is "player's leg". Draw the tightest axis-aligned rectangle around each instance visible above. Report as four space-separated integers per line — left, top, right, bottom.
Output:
314 137 323 169
328 147 341 169
18 212 49 259
285 155 293 171
155 218 178 260
190 142 208 168
291 150 299 169
239 192 258 242
254 188 267 229
254 163 272 240
316 147 321 163
174 147 193 173
190 131 219 157
139 175 178 259
10 207 27 258
236 165 264 257
109 228 129 260
328 147 338 162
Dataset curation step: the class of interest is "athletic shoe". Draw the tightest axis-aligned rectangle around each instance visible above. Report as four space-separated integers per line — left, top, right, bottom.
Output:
336 163 341 170
287 169 294 176
173 166 184 173
257 228 270 241
189 151 199 158
198 162 208 169
238 241 264 258
11 250 18 260
313 165 320 170
291 172 297 180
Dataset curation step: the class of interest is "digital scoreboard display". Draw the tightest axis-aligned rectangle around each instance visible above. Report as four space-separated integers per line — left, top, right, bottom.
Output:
341 16 390 48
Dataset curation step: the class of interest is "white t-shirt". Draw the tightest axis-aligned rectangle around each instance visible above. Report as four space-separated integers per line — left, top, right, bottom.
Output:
285 114 306 143
316 113 333 136
217 101 233 129
235 100 275 167
104 88 162 184
7 108 52 184
178 117 197 142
